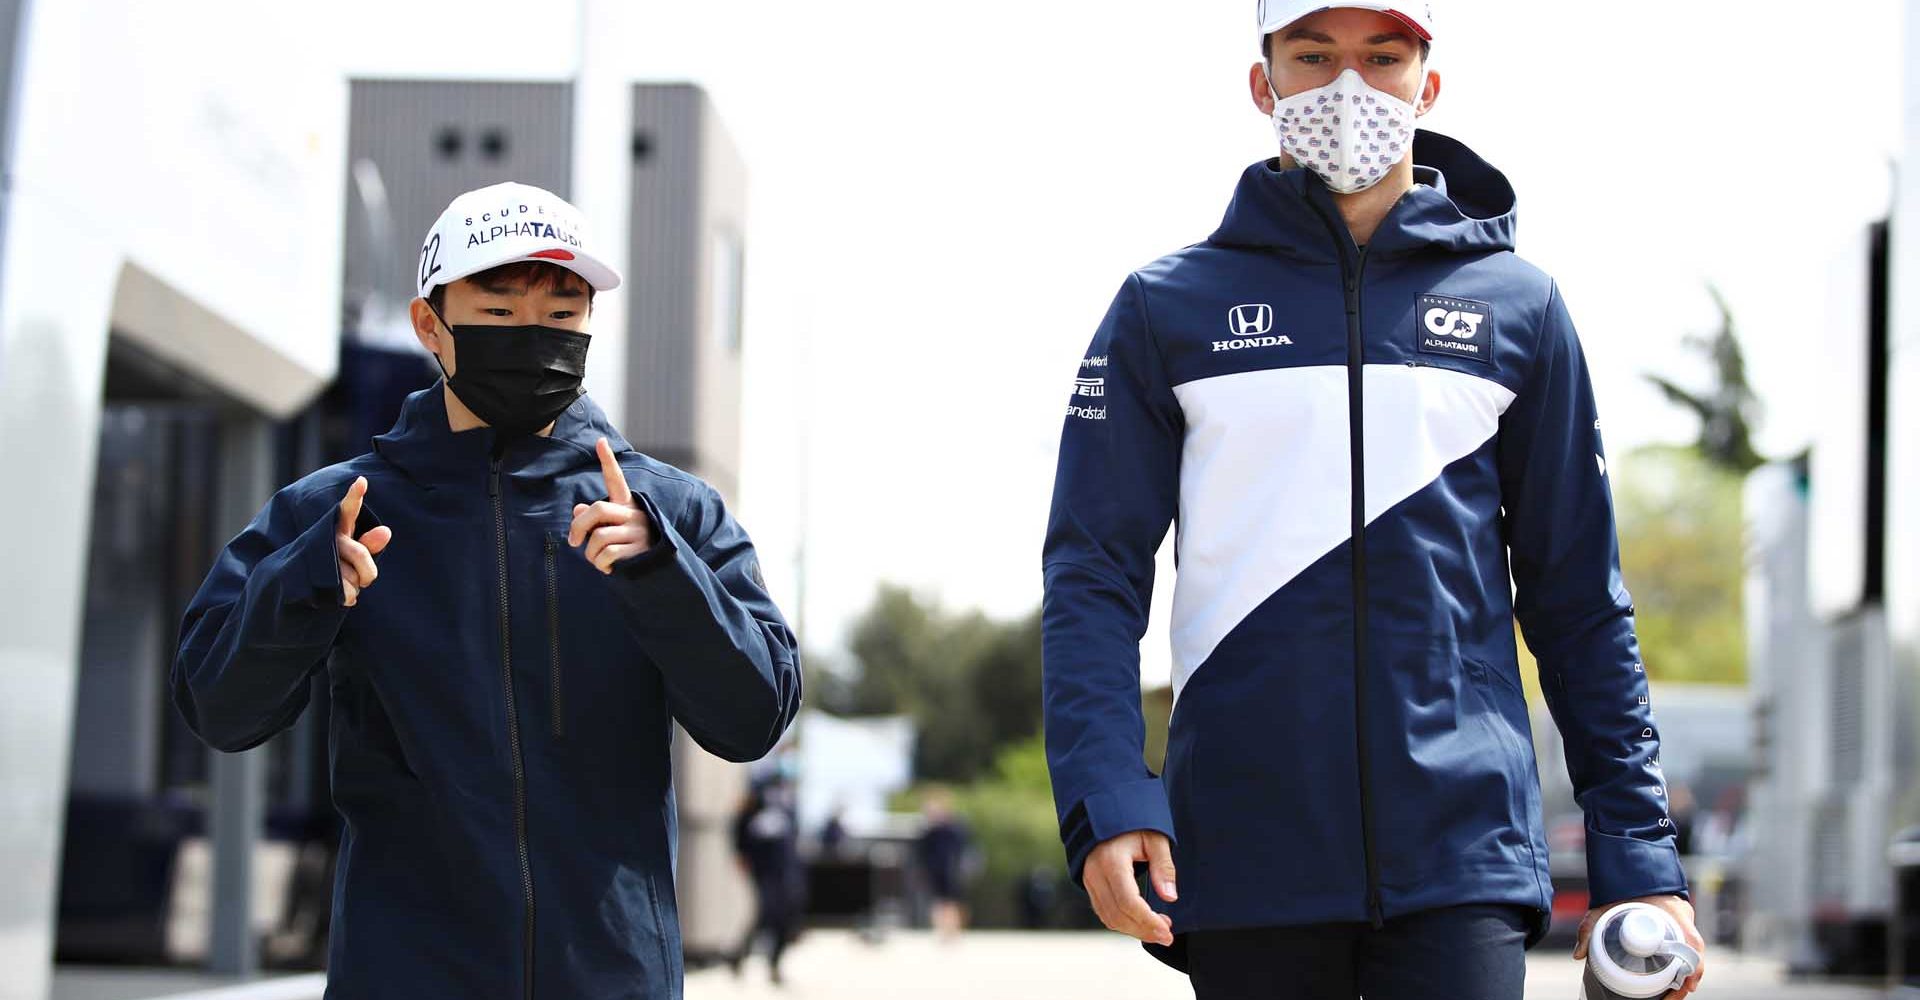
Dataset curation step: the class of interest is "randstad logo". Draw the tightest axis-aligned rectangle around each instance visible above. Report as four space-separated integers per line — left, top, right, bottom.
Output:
1423 306 1485 340
1215 304 1293 352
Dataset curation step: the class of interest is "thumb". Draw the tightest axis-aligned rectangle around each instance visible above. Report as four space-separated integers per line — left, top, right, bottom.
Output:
1144 833 1177 903
360 524 394 556
338 476 366 535
1572 911 1597 961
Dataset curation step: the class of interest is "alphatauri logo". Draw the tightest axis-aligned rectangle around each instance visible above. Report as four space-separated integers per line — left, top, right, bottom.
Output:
1215 303 1293 352
1424 305 1485 340
1416 294 1495 365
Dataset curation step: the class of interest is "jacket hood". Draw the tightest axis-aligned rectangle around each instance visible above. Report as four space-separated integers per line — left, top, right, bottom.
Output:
372 384 633 488
1208 129 1517 261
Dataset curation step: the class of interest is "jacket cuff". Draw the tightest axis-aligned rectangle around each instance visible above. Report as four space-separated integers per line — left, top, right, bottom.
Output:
612 491 677 577
296 501 384 606
1064 776 1175 884
296 505 348 604
1585 825 1690 907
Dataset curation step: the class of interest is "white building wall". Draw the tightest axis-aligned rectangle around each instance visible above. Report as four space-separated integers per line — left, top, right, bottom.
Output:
1742 464 1821 965
1886 0 1920 853
570 0 636 432
1889 0 1920 678
0 3 344 996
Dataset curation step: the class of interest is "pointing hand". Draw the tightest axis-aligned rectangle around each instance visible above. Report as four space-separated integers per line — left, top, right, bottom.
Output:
336 476 393 607
568 437 656 574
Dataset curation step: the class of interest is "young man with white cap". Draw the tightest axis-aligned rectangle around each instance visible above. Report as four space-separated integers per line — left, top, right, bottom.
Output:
173 181 801 999
1041 4 1706 996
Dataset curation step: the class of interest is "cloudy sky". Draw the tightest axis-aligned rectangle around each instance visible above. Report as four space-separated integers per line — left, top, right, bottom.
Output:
342 0 1906 685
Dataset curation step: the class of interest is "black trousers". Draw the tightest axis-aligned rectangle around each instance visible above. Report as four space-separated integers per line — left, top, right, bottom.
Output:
736 873 804 973
1186 904 1532 1000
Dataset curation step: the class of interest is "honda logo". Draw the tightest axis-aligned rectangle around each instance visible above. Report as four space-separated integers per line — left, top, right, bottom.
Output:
1228 304 1273 338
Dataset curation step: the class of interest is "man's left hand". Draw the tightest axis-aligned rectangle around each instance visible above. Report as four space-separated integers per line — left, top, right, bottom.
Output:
569 437 656 574
1573 894 1706 999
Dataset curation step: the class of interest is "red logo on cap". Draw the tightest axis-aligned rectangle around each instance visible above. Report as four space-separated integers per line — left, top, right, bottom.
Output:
530 248 576 261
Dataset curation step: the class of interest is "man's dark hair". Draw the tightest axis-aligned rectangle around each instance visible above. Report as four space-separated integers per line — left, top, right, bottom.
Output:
426 259 595 317
1261 32 1431 63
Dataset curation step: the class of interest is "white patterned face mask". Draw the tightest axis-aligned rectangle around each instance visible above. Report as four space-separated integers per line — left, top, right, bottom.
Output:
1268 68 1419 195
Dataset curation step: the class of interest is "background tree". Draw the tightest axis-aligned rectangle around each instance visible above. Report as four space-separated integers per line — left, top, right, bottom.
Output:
1643 284 1765 474
826 586 1066 927
1604 282 1760 685
820 584 1043 782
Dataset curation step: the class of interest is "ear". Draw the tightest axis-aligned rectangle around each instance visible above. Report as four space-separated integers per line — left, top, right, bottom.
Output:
1416 68 1441 116
1249 62 1278 116
410 297 444 357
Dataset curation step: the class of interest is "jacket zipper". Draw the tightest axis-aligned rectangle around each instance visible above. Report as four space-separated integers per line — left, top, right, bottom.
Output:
545 533 564 739
1343 246 1384 928
1312 199 1386 929
491 456 537 998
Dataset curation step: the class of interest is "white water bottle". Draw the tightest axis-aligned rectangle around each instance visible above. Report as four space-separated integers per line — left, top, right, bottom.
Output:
1579 902 1700 999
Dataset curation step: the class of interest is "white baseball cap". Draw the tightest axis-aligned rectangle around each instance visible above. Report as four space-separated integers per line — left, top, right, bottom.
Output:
414 181 622 300
1258 1 1435 42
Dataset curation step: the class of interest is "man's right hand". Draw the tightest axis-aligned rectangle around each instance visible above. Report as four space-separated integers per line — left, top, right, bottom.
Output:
1083 830 1177 946
336 476 392 607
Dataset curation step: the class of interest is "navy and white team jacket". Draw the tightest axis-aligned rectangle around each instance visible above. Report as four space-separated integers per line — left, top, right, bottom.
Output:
1041 130 1688 960
173 387 801 999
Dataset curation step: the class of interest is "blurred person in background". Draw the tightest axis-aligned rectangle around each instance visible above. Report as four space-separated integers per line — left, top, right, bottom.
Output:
730 770 807 986
1020 865 1060 930
171 181 801 999
1668 782 1698 856
818 803 849 859
1040 3 1704 997
916 786 974 941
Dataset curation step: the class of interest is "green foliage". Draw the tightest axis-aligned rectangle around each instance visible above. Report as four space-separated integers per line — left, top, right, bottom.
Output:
825 584 1043 783
1610 444 1748 684
975 730 1055 796
1514 445 1747 696
953 739 1061 923
899 737 1069 927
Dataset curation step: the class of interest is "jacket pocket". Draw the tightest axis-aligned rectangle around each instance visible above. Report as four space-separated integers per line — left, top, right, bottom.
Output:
545 532 565 739
1464 654 1543 859
1463 656 1528 748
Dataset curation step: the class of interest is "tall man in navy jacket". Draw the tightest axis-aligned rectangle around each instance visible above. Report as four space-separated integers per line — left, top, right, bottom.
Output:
1041 4 1705 997
173 182 801 999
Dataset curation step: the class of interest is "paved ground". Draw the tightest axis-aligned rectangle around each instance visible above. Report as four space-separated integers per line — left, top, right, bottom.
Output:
52 932 1895 999
50 969 324 1000
687 930 1894 1000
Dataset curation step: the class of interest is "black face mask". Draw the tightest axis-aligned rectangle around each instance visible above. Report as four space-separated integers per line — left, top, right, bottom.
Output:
429 309 590 438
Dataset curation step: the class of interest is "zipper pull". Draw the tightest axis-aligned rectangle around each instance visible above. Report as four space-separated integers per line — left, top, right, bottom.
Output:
489 457 502 499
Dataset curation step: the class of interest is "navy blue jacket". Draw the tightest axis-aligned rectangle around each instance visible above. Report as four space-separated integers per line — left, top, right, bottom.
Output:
173 386 801 999
1042 131 1687 960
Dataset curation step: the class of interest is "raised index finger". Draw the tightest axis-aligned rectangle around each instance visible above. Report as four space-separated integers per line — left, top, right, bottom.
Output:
338 476 367 535
595 437 631 506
